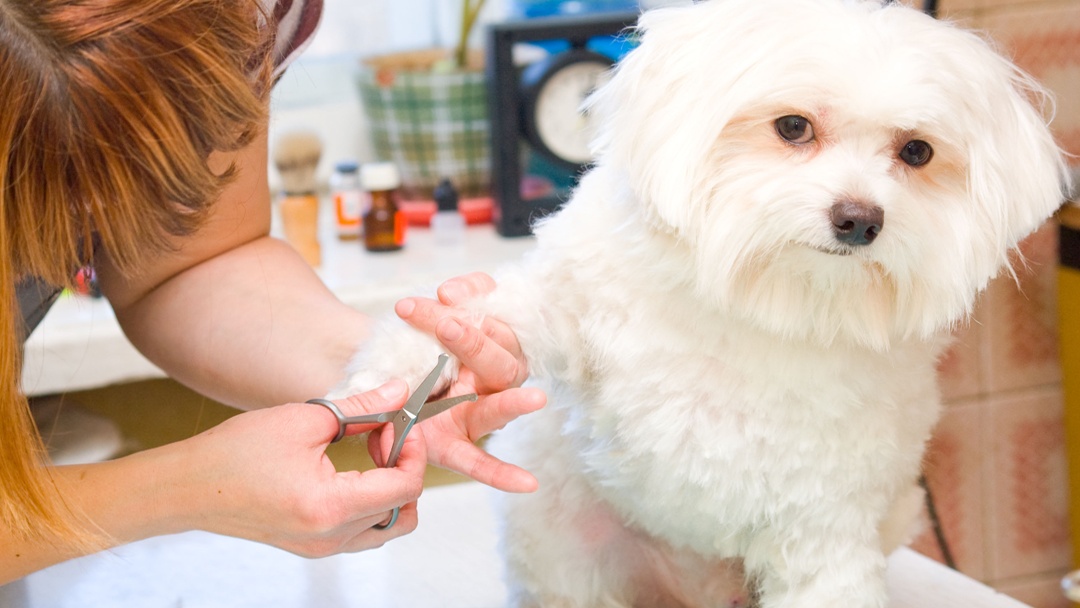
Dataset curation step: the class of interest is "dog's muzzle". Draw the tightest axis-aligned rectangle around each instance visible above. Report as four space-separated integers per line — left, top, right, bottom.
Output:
830 200 884 246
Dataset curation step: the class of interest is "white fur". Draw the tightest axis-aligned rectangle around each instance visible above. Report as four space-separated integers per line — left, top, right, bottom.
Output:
332 1 1067 606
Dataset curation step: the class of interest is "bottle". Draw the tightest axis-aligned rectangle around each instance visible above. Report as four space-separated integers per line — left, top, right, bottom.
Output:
362 162 405 252
431 178 466 245
329 160 364 240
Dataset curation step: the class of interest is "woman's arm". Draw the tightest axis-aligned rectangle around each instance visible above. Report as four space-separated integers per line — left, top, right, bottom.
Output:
95 126 368 408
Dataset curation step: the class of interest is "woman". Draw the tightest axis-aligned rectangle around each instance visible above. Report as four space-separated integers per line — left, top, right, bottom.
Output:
0 0 543 583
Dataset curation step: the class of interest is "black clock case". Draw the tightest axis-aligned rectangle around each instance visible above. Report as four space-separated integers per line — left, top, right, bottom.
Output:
486 12 639 237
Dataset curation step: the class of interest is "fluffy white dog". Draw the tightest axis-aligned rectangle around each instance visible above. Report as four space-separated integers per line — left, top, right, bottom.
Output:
334 0 1068 605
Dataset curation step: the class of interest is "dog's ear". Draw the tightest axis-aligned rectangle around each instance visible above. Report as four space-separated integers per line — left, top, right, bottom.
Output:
959 47 1069 264
586 4 747 236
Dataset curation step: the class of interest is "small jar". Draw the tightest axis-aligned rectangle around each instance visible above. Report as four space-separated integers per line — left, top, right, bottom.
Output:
329 160 364 240
361 162 405 252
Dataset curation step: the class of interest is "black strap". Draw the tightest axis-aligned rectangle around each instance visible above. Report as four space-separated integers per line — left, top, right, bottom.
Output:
15 276 63 342
1062 220 1080 271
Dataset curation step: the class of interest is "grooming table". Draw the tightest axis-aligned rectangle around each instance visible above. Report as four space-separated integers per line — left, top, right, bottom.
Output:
0 482 1032 607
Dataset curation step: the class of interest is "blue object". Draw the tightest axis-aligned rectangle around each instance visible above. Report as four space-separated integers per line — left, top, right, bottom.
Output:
509 1 641 61
509 0 639 19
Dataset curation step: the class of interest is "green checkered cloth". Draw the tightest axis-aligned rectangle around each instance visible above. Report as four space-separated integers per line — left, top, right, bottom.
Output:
358 68 491 199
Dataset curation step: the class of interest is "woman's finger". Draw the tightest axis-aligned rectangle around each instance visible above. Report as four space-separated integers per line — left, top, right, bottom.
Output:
437 272 496 305
436 317 525 391
422 388 543 492
394 295 472 332
336 501 420 553
393 272 496 331
479 316 524 361
458 387 545 440
438 439 538 493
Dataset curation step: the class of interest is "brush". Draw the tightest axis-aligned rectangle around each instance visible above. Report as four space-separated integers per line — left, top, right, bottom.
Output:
273 130 323 267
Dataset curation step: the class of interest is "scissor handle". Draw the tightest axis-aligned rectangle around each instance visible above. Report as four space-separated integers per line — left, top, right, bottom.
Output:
308 399 398 443
307 355 453 532
307 397 401 531
307 398 350 443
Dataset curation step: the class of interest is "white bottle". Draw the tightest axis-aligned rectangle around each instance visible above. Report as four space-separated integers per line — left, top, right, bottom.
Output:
430 178 466 246
329 160 364 240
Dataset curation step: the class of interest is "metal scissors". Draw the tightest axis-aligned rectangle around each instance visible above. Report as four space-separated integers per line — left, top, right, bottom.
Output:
307 354 475 530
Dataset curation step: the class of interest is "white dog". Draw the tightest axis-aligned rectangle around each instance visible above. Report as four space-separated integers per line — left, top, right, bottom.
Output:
334 0 1068 605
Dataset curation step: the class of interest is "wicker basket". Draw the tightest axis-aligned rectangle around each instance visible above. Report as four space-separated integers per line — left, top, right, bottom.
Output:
358 49 491 200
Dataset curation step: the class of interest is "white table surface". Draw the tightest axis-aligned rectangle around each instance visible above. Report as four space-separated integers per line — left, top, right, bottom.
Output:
21 215 537 397
0 482 1032 608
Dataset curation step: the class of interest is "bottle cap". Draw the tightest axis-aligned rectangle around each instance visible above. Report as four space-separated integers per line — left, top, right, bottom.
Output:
361 162 401 191
334 160 359 174
434 178 459 212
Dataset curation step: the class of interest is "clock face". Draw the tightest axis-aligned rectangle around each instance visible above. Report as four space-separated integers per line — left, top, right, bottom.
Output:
487 12 639 236
532 59 611 165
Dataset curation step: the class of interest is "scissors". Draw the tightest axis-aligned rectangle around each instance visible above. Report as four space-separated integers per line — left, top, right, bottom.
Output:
307 354 476 530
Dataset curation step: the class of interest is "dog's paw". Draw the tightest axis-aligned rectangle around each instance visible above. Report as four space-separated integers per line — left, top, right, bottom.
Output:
326 314 451 399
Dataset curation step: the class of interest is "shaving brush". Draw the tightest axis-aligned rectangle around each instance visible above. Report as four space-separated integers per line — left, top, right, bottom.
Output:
273 130 323 267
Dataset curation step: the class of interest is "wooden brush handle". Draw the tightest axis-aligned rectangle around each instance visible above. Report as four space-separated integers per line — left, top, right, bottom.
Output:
280 194 321 267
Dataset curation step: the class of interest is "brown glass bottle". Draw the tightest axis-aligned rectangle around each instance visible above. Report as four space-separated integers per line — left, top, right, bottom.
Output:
361 162 404 252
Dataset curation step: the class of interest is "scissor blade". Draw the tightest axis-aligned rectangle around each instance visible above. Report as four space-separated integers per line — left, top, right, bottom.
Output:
385 354 451 468
403 353 450 417
416 393 478 424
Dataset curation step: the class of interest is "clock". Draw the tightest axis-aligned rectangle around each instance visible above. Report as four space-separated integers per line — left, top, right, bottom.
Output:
487 12 638 236
520 48 614 171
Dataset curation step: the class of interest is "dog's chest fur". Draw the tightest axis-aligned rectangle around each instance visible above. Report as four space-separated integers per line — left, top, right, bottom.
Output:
484 178 944 558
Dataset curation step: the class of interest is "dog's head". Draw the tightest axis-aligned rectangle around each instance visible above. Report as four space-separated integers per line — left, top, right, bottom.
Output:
587 0 1068 349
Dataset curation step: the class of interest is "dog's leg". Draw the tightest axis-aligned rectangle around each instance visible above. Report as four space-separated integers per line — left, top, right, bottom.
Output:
491 412 751 608
493 410 640 608
327 314 451 399
747 514 889 608
751 530 888 608
878 483 926 556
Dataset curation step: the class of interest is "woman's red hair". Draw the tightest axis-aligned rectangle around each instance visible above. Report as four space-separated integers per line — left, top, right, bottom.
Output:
0 0 274 546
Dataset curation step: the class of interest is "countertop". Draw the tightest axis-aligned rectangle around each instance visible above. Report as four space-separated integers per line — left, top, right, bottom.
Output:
0 482 1033 607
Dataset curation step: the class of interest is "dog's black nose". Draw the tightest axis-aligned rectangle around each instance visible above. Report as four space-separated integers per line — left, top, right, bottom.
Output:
830 200 884 246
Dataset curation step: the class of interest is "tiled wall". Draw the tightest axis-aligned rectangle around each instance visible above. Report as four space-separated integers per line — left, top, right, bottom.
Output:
906 1 1080 606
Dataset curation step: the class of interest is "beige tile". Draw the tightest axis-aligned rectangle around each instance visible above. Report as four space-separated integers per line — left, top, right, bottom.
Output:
910 402 989 580
976 3 1080 157
985 389 1072 581
939 318 985 402
995 571 1074 608
982 222 1062 394
941 0 1064 13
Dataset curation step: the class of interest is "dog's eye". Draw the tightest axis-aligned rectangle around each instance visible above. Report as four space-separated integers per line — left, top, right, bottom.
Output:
775 115 814 144
899 140 933 167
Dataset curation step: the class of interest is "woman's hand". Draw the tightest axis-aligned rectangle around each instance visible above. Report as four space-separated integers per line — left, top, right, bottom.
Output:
394 272 546 493
179 379 426 556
